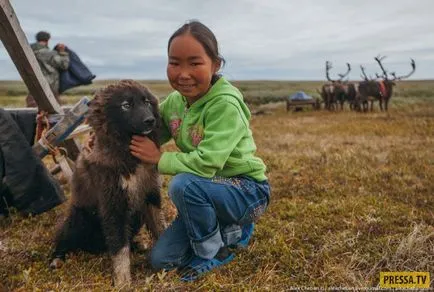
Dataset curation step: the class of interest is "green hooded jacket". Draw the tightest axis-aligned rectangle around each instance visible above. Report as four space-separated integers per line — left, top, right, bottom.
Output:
30 43 69 94
158 77 267 181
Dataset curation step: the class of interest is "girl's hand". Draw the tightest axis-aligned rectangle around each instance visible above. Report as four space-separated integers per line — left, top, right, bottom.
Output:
130 135 161 165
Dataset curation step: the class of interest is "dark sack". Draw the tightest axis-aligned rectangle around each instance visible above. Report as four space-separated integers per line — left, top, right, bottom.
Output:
0 108 65 216
57 46 96 93
6 109 37 145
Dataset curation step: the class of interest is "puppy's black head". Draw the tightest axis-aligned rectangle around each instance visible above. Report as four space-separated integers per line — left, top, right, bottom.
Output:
88 80 160 137
105 85 157 135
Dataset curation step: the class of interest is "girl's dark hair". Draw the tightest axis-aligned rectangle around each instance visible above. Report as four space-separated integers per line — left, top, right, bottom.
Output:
168 20 225 83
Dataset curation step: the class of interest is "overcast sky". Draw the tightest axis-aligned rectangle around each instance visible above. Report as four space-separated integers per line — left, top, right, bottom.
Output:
1 0 433 81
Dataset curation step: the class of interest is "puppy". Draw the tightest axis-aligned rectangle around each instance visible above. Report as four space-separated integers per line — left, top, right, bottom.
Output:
50 80 165 286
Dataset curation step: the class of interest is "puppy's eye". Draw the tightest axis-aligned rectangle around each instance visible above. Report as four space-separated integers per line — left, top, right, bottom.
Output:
121 101 131 110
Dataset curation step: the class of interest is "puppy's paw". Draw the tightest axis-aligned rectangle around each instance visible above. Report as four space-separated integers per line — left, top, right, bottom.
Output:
113 246 131 287
113 271 131 288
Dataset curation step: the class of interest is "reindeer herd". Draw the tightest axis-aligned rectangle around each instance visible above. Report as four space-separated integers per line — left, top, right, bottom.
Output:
320 56 416 112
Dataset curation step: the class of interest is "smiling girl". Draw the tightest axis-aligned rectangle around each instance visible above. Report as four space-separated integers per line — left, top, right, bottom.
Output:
129 20 271 282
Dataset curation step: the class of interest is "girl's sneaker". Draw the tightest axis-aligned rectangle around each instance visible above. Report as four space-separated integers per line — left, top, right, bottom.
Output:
178 247 234 282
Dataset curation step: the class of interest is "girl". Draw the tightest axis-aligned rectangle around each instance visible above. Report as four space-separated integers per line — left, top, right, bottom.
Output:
130 20 270 282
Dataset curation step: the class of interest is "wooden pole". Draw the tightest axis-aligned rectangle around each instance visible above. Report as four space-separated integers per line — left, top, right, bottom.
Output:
0 0 62 113
0 0 81 159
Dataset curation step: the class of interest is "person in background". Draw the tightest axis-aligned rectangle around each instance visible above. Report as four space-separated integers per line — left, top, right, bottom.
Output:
26 31 70 107
129 20 271 282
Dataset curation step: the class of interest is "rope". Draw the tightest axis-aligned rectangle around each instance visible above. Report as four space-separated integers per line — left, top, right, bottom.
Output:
34 111 75 182
50 145 75 183
82 131 95 154
34 110 50 144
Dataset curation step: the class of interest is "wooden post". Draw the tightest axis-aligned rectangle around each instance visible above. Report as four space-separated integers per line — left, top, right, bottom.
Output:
0 0 80 159
0 0 61 113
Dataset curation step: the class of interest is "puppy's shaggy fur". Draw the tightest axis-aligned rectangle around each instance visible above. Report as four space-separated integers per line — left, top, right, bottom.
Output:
50 80 165 286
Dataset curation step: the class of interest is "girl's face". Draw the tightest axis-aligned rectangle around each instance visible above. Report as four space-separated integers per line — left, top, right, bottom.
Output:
167 33 220 104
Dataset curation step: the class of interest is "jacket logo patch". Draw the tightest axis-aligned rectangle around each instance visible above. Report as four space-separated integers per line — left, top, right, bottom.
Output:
169 117 182 139
189 125 204 147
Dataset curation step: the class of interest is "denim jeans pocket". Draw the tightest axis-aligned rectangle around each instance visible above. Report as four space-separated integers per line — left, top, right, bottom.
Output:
238 197 268 225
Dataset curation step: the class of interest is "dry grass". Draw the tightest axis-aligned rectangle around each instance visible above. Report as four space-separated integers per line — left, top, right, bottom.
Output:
1 80 433 291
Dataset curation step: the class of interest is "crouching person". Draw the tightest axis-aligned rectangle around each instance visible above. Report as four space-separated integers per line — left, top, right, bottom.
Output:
129 20 271 282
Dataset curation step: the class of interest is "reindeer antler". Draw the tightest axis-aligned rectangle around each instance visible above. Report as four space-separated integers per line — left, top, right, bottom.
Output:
338 63 351 81
392 58 416 80
374 55 389 79
327 62 351 82
325 61 335 82
360 65 369 81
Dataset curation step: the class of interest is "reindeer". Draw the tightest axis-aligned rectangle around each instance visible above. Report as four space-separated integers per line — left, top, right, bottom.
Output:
321 61 351 110
356 56 416 112
352 64 377 112
333 70 359 111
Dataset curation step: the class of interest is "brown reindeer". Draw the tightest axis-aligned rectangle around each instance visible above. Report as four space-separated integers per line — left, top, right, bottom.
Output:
353 64 377 112
333 69 359 111
321 61 351 110
335 82 358 111
356 56 416 112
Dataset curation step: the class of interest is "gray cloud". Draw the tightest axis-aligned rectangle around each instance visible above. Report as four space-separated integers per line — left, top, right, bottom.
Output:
1 0 433 80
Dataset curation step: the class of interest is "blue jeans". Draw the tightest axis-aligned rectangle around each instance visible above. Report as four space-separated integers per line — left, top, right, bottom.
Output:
150 173 270 270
